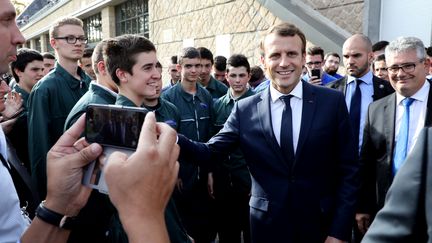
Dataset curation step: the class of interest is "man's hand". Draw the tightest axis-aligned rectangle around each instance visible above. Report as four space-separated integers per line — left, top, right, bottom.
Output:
1 117 17 134
45 114 103 216
309 76 322 85
104 112 179 241
324 236 347 243
356 213 371 234
2 91 23 120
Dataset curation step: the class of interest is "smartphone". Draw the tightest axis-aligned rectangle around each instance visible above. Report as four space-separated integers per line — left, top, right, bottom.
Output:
83 104 148 194
311 69 321 78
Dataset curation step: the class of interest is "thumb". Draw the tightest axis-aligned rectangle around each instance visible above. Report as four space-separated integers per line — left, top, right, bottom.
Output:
73 143 103 168
104 151 129 178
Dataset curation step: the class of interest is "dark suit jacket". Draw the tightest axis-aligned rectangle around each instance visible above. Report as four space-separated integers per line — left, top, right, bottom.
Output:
179 81 360 242
326 75 394 101
362 127 432 243
358 81 432 214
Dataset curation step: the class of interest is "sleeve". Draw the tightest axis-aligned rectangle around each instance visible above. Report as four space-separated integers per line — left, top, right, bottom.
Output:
27 87 51 199
329 92 361 241
357 105 378 214
362 128 429 243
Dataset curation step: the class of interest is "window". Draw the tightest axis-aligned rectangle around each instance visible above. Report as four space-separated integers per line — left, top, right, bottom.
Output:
35 37 41 52
83 13 103 44
115 0 149 37
45 35 54 52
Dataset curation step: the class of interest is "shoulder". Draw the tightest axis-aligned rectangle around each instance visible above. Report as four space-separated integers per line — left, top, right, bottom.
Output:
325 76 345 88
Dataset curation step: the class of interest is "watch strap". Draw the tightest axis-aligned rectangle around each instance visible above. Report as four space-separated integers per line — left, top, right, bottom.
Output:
35 201 77 229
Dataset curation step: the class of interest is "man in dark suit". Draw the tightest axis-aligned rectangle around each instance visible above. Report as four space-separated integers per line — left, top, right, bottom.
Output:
178 22 359 243
362 127 432 243
358 36 432 236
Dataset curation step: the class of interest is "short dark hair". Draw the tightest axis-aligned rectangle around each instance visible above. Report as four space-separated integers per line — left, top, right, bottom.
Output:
426 46 432 57
82 48 93 59
250 65 265 83
307 46 324 60
227 54 250 73
10 48 43 82
104 34 156 85
324 52 340 61
42 52 55 60
178 47 200 65
372 54 386 70
197 47 214 64
214 56 227 72
260 22 307 56
372 40 389 52
170 55 178 65
92 40 109 75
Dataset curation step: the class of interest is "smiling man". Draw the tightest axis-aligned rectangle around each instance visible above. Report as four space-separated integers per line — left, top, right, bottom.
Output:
27 17 91 199
177 22 360 243
357 36 432 238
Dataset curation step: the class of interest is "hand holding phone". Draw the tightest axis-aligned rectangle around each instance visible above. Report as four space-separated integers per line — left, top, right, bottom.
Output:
83 104 148 194
310 69 322 85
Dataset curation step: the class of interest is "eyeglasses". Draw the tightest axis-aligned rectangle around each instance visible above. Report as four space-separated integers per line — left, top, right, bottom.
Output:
306 61 322 67
55 36 88 44
387 60 423 74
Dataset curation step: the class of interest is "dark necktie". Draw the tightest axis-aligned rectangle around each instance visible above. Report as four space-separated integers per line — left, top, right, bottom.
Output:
349 79 362 147
393 97 415 175
280 95 294 163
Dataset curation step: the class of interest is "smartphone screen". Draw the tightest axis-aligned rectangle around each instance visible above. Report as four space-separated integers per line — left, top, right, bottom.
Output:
311 69 320 78
85 104 148 149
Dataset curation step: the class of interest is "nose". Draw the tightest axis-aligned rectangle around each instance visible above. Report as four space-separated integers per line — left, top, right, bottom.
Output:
12 23 25 45
280 54 290 67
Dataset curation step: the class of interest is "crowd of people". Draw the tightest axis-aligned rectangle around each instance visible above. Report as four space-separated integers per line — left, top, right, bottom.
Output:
2 0 432 242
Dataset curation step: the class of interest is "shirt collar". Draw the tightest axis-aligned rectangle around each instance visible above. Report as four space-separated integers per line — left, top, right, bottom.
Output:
270 80 303 103
91 81 118 97
347 71 373 85
396 79 430 105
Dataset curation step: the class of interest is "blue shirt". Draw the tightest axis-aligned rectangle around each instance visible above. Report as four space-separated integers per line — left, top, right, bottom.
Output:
302 72 337 85
253 78 270 93
345 71 374 151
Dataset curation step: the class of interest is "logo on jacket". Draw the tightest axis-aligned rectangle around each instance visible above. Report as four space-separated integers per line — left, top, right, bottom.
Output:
164 119 177 128
200 102 208 109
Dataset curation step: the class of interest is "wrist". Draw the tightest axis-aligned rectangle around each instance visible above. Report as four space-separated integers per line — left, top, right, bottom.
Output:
35 201 79 230
44 197 81 217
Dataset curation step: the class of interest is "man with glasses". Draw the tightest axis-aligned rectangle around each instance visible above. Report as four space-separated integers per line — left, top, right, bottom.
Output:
357 36 432 239
302 46 336 85
27 17 91 199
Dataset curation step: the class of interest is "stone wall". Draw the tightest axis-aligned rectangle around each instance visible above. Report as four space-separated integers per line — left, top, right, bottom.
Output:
150 0 283 84
301 0 364 34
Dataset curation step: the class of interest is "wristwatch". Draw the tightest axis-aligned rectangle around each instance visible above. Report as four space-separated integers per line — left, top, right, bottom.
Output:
35 201 78 230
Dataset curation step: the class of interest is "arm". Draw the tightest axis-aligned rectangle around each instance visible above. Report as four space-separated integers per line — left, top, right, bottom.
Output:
27 89 52 198
362 128 429 243
104 112 179 243
328 93 361 241
21 115 103 243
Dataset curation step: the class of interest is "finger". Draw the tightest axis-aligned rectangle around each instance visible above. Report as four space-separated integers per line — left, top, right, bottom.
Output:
137 112 157 151
73 137 91 151
55 114 86 148
104 151 129 179
157 123 178 157
70 143 103 168
168 144 180 169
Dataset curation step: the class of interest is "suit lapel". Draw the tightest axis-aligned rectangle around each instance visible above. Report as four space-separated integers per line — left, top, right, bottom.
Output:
424 80 432 126
294 81 316 167
257 88 286 163
384 94 396 161
339 76 348 95
372 76 388 101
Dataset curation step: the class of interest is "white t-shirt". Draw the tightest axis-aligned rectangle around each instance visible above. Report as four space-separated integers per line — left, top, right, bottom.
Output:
0 127 29 242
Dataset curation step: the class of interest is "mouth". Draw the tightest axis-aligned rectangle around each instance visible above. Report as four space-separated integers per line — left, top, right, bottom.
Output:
276 70 294 76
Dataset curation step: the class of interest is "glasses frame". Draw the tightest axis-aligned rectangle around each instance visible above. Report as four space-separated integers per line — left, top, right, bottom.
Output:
54 36 88 44
387 60 424 74
305 61 322 67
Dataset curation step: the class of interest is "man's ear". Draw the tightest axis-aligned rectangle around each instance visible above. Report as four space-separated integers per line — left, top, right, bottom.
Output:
97 61 106 75
116 68 128 83
259 55 265 68
50 38 57 50
176 64 182 73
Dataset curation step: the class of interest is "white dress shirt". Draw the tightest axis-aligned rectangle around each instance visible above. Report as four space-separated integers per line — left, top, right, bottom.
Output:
0 127 29 242
270 81 303 154
395 80 430 155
